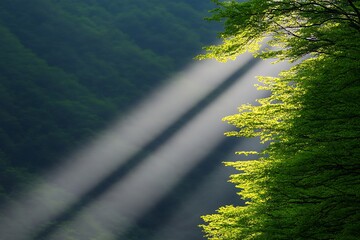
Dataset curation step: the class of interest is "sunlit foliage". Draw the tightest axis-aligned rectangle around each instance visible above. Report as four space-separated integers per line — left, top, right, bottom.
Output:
199 0 360 239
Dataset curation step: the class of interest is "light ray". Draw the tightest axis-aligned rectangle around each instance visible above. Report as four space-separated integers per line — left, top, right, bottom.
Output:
0 55 253 240
34 57 291 239
151 65 293 240
0 51 291 240
31 53 261 240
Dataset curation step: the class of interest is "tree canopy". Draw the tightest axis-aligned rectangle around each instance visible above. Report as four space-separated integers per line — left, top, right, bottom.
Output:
199 0 360 239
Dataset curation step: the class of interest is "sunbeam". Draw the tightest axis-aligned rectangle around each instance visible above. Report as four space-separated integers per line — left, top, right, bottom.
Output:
38 57 290 240
0 53 291 240
30 53 262 240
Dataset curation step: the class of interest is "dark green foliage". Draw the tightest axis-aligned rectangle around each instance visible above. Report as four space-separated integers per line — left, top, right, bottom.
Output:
0 0 218 200
0 24 113 170
0 1 221 238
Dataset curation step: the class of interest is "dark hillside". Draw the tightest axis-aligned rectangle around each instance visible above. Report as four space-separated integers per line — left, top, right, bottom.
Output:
0 0 218 174
0 1 225 239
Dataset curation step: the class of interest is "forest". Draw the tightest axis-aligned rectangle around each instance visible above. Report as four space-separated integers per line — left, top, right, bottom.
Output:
0 1 223 239
1 0 359 239
0 0 218 190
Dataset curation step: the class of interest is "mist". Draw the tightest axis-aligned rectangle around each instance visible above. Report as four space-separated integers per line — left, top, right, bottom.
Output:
0 52 290 239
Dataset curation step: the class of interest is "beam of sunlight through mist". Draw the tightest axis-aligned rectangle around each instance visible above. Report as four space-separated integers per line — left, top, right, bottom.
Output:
30 53 263 240
35 58 290 240
0 53 292 240
0 55 250 239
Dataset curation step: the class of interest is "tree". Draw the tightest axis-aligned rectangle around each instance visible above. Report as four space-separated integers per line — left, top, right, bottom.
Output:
199 0 360 239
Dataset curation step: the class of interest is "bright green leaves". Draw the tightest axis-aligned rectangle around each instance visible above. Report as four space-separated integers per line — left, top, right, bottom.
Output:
200 0 360 62
199 0 360 239
201 204 266 240
223 70 303 143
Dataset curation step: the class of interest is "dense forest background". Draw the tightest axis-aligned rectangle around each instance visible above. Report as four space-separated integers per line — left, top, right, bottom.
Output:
0 1 225 239
0 0 218 191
